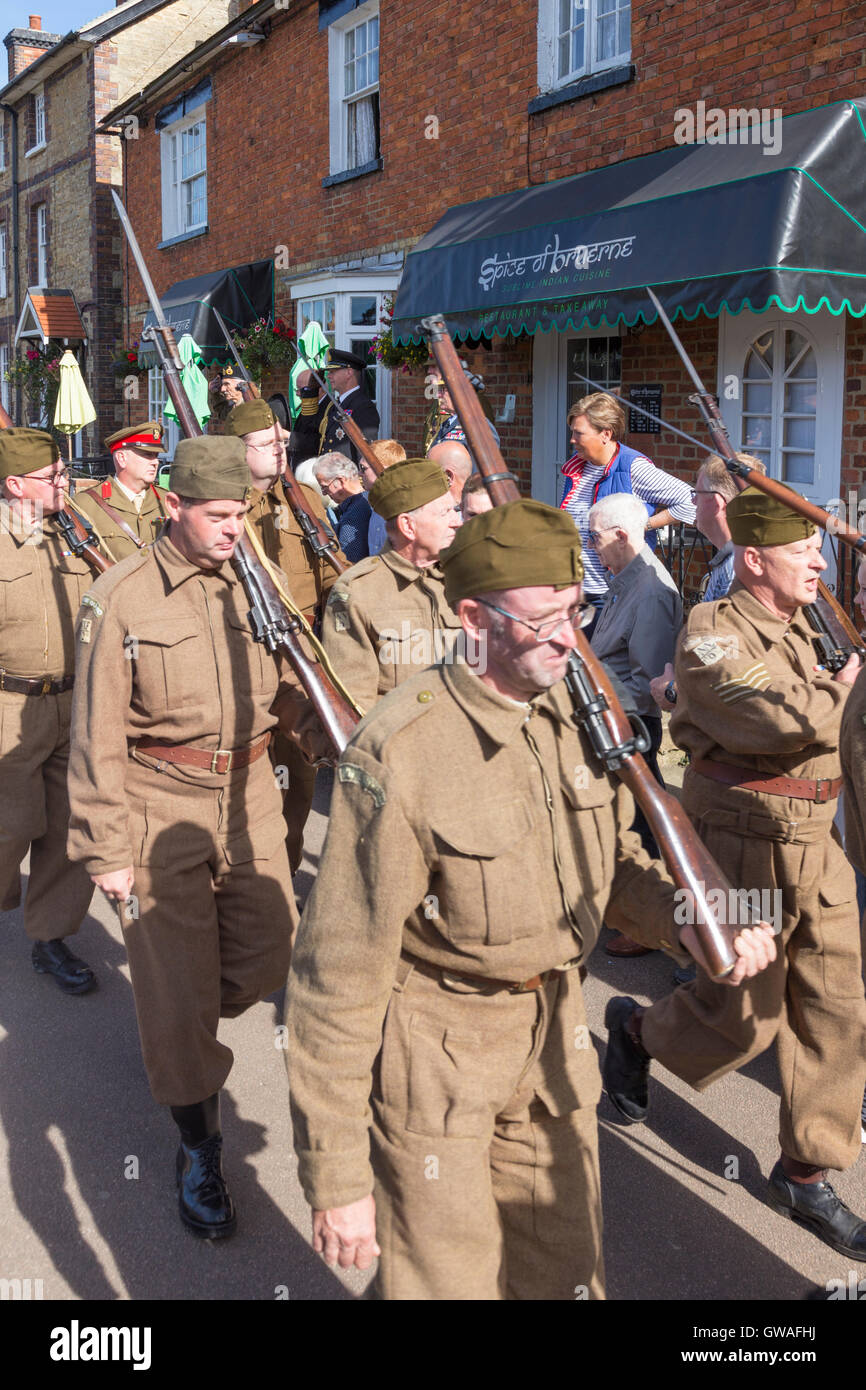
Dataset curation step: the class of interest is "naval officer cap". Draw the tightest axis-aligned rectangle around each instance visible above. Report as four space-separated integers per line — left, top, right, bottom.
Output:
440 498 584 604
368 457 450 519
726 485 816 547
224 399 276 436
0 427 60 478
169 436 250 502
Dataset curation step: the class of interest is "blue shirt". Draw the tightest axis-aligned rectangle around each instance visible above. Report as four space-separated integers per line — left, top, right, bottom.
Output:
703 542 734 602
367 509 388 556
336 492 373 563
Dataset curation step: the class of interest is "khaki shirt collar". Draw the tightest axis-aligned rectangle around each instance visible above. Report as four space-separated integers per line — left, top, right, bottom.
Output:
727 578 795 644
153 532 239 590
379 544 442 588
442 658 540 747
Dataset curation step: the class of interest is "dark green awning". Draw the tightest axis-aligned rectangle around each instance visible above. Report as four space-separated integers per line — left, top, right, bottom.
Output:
138 260 273 367
393 97 866 344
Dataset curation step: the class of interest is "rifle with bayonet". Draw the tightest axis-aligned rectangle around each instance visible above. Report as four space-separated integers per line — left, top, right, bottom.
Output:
1 392 113 574
111 190 361 755
645 286 866 670
211 307 350 577
421 311 741 980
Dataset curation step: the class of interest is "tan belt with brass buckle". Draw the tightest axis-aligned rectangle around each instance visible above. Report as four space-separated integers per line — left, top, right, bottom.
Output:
403 951 560 994
133 731 271 774
693 758 843 804
0 669 74 696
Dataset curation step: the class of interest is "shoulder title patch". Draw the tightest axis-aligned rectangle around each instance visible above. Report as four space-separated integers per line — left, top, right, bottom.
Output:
684 633 738 666
80 594 104 618
338 762 386 808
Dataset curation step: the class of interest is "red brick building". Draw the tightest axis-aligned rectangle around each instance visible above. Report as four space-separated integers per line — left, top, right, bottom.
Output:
106 0 866 592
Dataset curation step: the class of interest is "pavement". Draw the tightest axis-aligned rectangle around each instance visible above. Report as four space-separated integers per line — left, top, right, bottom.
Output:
1 753 864 1308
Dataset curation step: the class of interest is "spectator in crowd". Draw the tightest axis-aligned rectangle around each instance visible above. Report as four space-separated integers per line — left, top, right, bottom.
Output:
588 493 683 957
428 363 500 457
559 393 695 624
359 439 407 555
313 452 372 563
428 439 473 506
293 458 325 496
461 473 494 521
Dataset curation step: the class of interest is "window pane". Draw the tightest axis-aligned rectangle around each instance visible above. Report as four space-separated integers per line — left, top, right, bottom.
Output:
597 12 616 61
618 1 631 52
785 381 817 414
783 451 814 485
558 34 570 79
744 381 771 413
347 95 377 167
783 415 816 451
748 333 774 373
351 295 377 327
743 417 772 450
784 330 810 372
559 0 570 30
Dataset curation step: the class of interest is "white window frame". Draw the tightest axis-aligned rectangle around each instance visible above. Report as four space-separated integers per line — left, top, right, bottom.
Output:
327 0 380 176
25 88 47 156
0 227 7 300
36 204 47 286
291 271 399 437
531 325 623 504
148 368 180 460
0 116 6 171
537 0 631 93
0 343 10 415
159 105 207 242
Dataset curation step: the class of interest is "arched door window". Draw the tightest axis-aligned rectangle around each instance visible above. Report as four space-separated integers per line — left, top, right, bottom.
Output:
742 326 817 486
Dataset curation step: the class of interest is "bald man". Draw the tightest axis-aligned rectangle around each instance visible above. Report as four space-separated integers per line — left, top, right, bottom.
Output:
428 440 472 506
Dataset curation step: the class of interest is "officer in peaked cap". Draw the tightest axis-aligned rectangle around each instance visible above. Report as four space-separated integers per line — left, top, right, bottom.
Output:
292 346 380 466
70 420 167 561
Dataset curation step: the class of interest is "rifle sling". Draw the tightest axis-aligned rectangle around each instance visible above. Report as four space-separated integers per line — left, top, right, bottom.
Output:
86 490 149 549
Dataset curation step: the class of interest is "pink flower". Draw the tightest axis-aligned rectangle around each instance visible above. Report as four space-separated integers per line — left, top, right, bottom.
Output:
26 348 39 361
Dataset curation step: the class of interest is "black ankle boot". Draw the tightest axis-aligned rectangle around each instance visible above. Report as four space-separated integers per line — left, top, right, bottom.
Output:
170 1093 236 1239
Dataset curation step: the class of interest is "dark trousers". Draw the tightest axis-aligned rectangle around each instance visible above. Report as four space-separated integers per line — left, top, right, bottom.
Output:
631 713 664 857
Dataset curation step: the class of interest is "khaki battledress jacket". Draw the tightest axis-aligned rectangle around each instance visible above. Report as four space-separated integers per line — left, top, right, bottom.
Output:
321 547 463 713
247 481 345 620
71 480 166 562
287 659 682 1212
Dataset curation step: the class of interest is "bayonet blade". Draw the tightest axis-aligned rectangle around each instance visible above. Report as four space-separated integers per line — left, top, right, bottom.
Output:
646 286 709 398
111 189 168 331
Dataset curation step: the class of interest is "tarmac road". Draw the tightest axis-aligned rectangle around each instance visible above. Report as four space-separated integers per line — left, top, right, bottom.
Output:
1 761 864 1308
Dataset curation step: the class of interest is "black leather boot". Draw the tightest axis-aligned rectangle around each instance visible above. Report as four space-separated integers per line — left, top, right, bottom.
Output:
768 1160 866 1260
170 1093 236 1239
32 938 96 994
603 995 651 1123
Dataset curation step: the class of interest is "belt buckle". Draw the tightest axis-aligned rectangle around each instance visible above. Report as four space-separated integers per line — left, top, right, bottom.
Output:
814 779 828 803
40 676 52 695
512 973 544 994
210 748 232 774
0 670 5 692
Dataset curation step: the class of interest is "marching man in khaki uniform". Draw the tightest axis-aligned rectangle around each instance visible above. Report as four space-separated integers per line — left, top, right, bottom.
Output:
605 487 866 1259
67 436 317 1238
0 428 96 993
286 500 775 1300
225 396 347 873
71 421 166 561
322 458 462 713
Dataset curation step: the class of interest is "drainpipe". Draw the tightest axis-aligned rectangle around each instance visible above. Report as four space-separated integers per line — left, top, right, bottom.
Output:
1 101 21 421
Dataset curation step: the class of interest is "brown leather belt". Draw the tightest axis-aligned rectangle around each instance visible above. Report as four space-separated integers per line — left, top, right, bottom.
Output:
693 757 843 804
0 669 74 696
134 731 271 775
404 951 564 995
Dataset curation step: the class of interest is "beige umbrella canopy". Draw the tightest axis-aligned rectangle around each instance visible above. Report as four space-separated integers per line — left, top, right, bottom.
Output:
53 350 97 459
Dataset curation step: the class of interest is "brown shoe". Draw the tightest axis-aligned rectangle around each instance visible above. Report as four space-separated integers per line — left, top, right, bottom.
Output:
605 931 652 958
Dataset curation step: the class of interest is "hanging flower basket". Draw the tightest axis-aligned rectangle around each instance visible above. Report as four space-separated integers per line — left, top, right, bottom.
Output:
371 294 430 373
4 344 64 423
111 342 148 376
230 317 296 377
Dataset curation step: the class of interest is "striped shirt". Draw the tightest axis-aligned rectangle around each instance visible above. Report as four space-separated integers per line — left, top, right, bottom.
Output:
559 450 696 596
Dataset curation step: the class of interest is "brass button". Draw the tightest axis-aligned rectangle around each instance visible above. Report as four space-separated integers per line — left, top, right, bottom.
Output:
417 690 434 703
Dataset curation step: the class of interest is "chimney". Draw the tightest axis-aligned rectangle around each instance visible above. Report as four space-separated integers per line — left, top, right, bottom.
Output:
4 14 61 82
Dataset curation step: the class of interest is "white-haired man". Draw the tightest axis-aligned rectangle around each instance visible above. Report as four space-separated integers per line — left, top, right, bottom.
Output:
313 452 372 563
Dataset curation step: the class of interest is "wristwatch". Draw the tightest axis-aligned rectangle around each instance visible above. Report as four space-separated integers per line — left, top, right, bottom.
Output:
664 680 678 706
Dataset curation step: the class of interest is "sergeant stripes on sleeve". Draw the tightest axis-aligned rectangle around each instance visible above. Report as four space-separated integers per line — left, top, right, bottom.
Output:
711 662 772 704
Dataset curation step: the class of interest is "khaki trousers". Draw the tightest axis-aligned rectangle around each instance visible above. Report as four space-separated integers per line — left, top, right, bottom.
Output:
271 730 316 876
370 963 605 1301
0 690 93 940
121 756 296 1106
642 800 866 1172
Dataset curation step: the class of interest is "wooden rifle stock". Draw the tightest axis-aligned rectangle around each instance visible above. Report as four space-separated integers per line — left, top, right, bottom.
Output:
144 324 359 756
420 312 740 979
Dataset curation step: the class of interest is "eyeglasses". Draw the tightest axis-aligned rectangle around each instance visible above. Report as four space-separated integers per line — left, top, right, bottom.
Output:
690 487 724 502
587 529 606 544
477 598 593 643
30 467 70 484
248 438 289 453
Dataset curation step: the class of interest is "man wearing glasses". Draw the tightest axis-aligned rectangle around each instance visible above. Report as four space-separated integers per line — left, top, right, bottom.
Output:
226 397 346 875
286 499 773 1299
0 428 96 993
